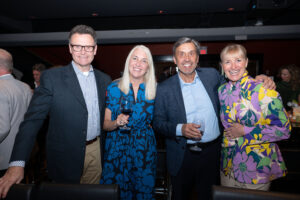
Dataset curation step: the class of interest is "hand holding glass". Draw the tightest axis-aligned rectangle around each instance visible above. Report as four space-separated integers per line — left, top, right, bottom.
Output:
119 96 133 131
189 117 205 152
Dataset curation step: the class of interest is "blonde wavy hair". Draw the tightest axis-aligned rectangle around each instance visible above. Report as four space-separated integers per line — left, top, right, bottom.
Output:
118 45 156 100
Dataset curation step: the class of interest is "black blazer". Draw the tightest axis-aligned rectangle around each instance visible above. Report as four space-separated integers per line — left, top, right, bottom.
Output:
10 64 111 183
153 67 224 176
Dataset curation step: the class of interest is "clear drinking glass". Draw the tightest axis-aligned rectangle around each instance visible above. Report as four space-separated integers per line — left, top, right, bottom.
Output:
119 95 133 131
189 117 205 151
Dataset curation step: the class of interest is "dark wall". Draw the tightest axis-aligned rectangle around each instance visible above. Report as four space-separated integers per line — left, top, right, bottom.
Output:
20 39 300 80
200 40 300 77
25 43 174 80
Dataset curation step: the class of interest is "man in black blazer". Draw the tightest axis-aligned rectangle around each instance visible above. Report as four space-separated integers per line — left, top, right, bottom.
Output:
0 25 111 198
153 37 274 200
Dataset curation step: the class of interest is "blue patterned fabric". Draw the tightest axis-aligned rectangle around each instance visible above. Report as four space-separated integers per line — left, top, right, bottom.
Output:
100 81 157 200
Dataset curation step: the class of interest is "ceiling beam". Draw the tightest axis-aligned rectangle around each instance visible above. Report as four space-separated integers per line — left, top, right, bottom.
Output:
1 25 300 46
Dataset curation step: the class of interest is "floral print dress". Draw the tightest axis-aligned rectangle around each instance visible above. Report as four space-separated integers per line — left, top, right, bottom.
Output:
218 72 291 184
100 81 157 200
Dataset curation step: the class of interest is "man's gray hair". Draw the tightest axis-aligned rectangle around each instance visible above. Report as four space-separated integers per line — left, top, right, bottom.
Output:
173 37 201 56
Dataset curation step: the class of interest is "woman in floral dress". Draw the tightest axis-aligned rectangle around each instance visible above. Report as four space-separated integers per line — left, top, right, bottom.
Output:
100 45 157 200
218 43 291 190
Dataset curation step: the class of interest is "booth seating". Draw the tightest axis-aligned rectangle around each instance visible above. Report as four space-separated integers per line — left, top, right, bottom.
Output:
212 185 300 200
5 184 35 200
4 183 119 200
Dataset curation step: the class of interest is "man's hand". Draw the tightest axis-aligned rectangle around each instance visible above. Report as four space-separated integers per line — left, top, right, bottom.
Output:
255 74 276 90
182 123 202 140
0 166 24 198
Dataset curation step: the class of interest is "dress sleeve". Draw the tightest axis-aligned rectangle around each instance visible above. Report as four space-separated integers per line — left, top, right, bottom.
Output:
243 84 291 144
105 82 121 119
105 84 113 111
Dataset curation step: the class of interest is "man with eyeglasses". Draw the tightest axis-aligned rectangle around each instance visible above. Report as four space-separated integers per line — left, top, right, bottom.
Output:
0 24 111 198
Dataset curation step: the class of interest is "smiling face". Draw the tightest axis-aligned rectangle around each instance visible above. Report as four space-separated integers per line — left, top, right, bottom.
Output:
221 51 248 83
280 68 291 82
69 33 97 71
173 42 199 82
128 48 149 81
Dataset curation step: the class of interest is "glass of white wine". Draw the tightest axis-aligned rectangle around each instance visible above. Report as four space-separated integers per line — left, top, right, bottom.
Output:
189 117 205 152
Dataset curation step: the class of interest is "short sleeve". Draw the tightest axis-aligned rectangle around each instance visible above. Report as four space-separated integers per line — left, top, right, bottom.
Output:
105 81 122 113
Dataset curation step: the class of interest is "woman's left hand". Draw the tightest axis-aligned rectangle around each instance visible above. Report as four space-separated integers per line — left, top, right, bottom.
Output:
225 123 245 139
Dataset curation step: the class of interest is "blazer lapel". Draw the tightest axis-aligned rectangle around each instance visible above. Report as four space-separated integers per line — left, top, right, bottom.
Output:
94 71 105 112
64 64 87 109
170 74 187 123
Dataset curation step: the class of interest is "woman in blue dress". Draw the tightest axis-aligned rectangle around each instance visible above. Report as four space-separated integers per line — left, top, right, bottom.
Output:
100 45 157 200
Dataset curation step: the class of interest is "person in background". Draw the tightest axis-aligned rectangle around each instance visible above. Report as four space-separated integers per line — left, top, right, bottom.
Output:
26 63 48 183
158 66 171 82
0 49 32 177
30 63 46 89
218 43 291 191
100 45 157 200
276 64 300 112
153 37 275 200
0 24 111 198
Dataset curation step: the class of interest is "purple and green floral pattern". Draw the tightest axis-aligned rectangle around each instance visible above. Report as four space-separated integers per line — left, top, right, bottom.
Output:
218 72 291 184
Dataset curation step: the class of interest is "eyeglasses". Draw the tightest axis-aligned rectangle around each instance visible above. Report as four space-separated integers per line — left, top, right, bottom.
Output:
70 44 96 52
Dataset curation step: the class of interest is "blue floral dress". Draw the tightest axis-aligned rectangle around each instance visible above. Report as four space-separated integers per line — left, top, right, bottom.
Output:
100 81 157 200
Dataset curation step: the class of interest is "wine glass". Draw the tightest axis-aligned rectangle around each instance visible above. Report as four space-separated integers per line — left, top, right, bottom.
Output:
189 117 205 152
119 95 133 131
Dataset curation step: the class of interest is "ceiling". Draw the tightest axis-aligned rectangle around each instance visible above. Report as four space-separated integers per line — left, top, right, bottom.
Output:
1 0 300 45
1 0 300 33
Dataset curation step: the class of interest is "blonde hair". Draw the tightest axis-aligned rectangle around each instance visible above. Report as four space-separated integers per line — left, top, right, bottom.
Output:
220 43 248 62
220 43 248 75
118 45 156 100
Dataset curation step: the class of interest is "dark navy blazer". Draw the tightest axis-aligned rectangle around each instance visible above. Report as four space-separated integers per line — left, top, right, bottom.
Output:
10 64 111 183
153 67 224 176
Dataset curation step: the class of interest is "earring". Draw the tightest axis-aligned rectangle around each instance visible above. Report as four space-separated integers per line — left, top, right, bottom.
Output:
221 67 227 78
